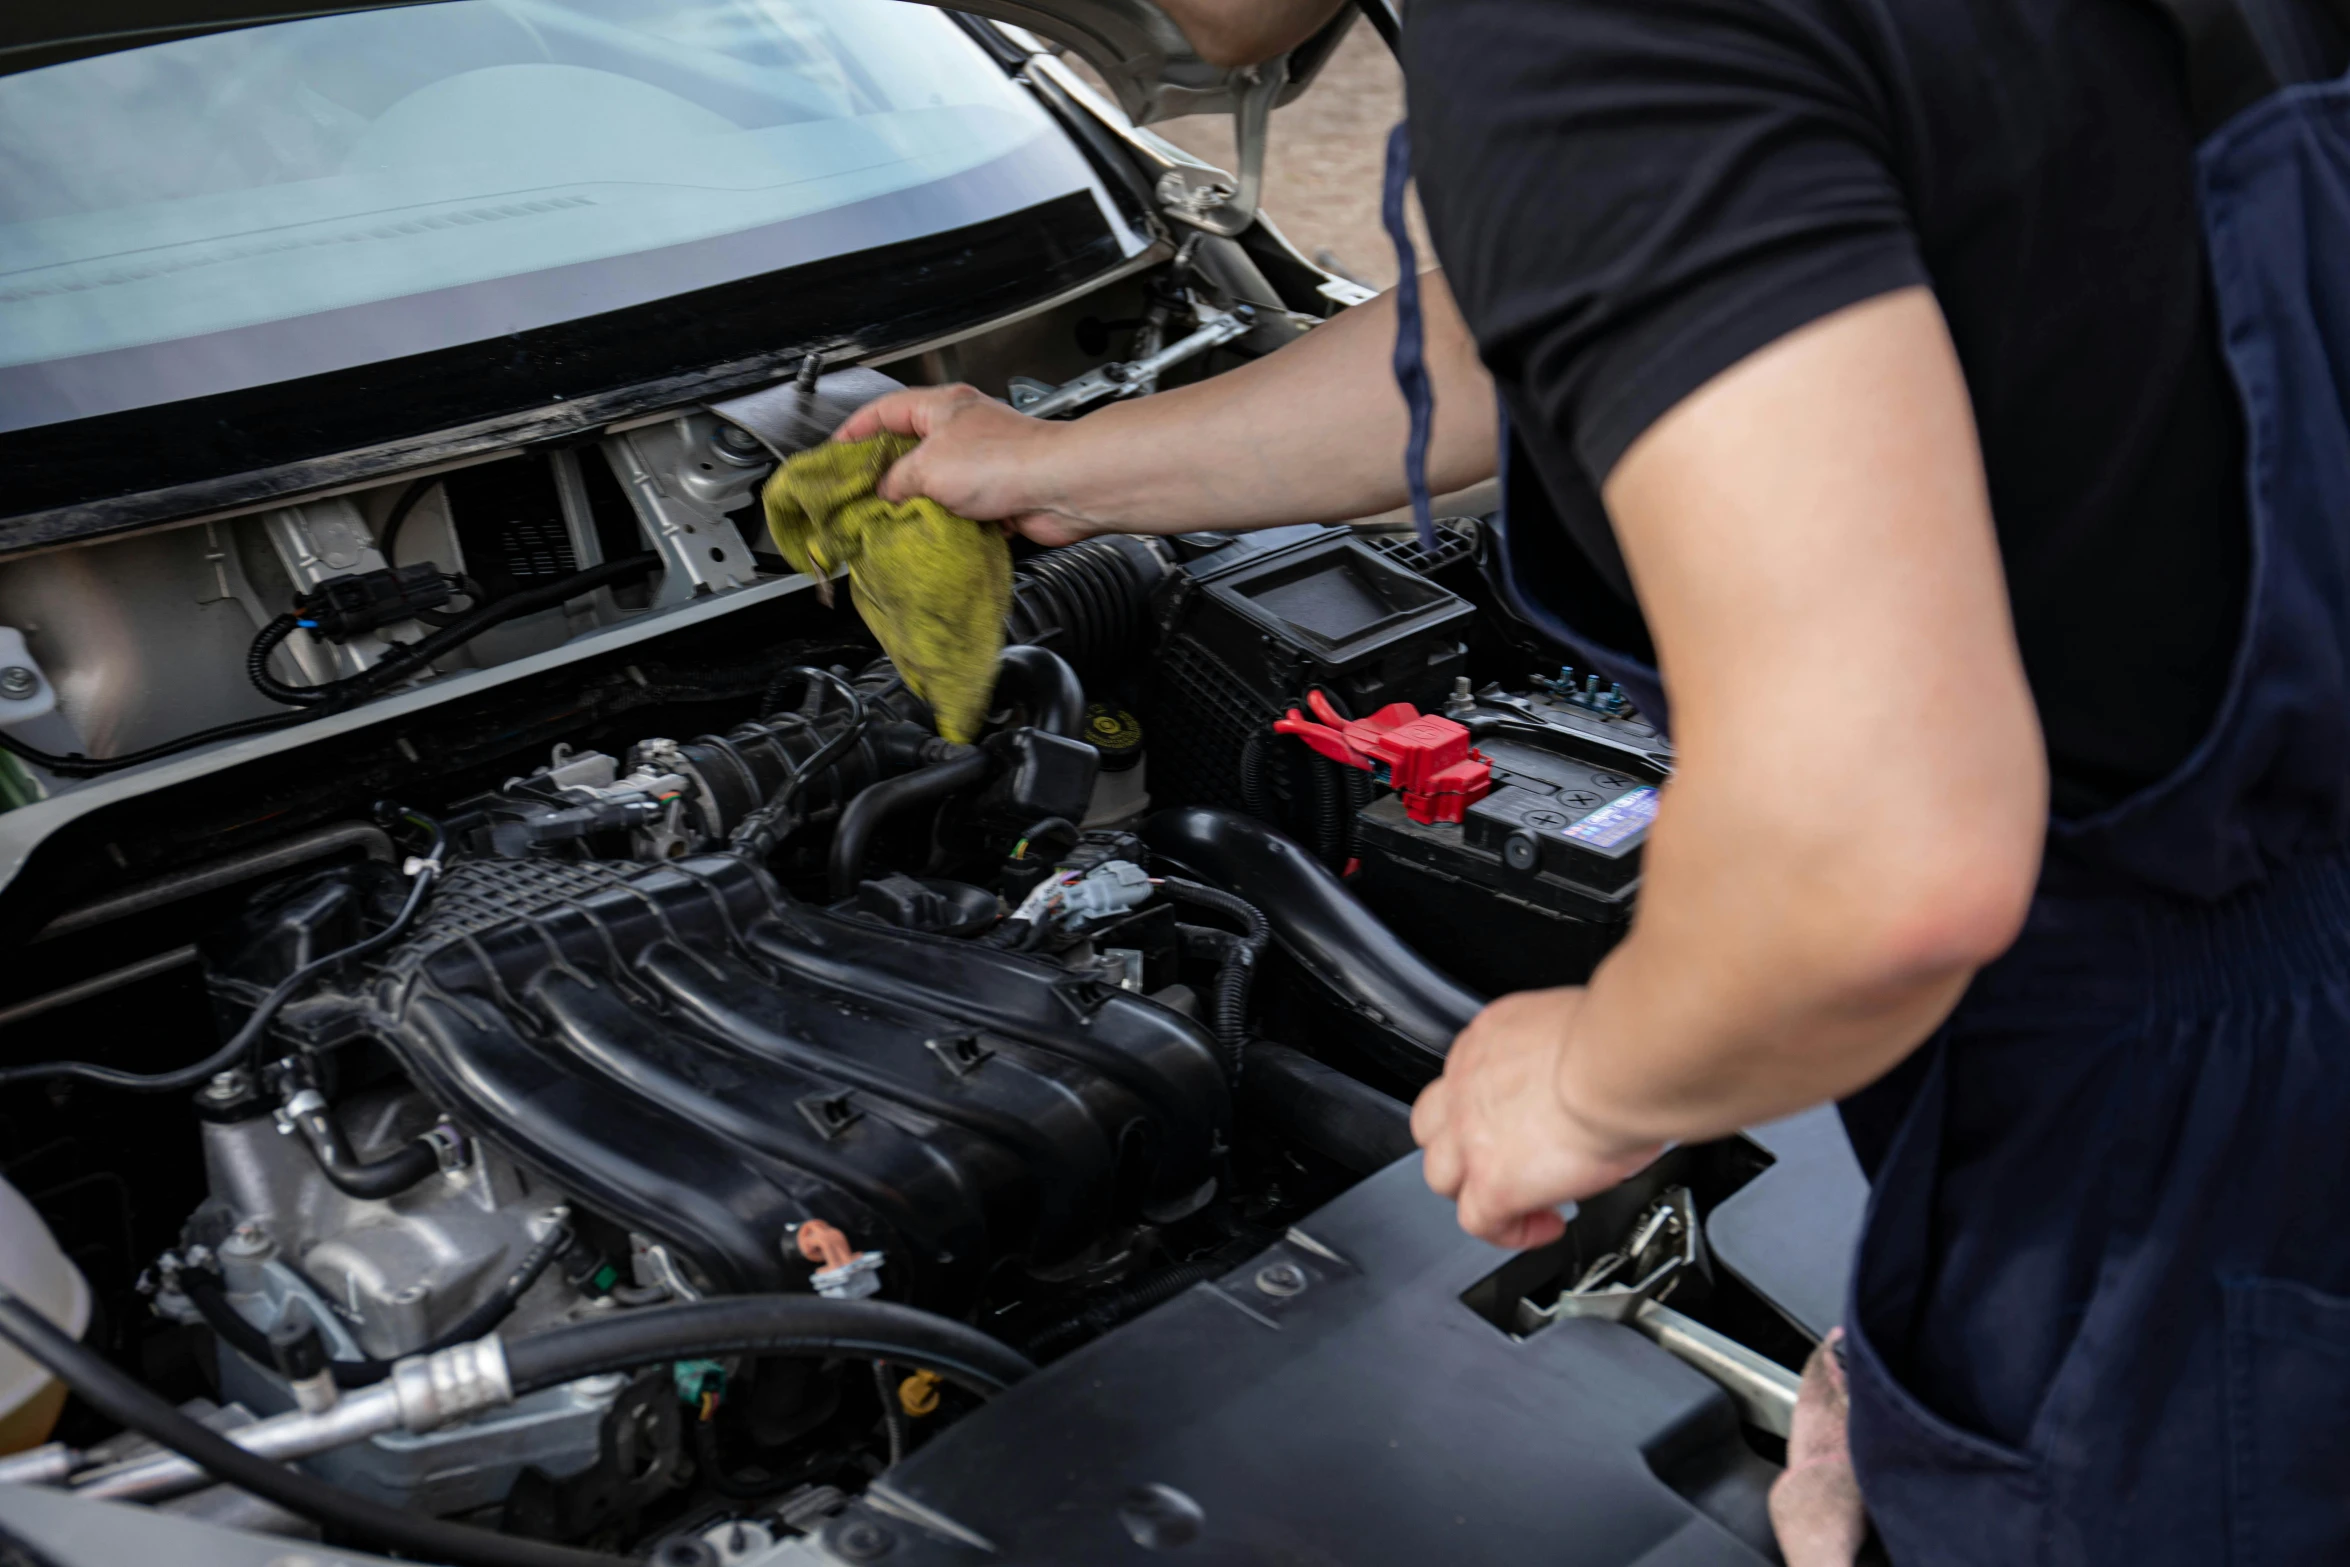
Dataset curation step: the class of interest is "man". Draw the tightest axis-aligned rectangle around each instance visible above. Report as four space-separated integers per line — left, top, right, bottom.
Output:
842 0 2350 1559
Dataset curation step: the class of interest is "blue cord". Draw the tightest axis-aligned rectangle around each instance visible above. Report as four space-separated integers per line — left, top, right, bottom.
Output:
1381 122 1440 554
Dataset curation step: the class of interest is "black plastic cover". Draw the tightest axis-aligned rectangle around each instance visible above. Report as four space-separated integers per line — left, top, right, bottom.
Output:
235 855 1229 1307
814 1156 1781 1565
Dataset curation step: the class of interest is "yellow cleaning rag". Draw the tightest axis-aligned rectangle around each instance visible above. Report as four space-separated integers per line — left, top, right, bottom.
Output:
761 434 1011 745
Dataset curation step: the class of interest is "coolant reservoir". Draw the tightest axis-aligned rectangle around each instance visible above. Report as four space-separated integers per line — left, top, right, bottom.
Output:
0 1174 89 1453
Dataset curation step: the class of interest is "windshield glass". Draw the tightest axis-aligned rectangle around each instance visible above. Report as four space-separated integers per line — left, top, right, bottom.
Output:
0 0 1128 434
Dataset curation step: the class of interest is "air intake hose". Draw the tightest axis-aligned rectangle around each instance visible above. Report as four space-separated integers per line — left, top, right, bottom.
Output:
1007 535 1168 673
1141 806 1483 1081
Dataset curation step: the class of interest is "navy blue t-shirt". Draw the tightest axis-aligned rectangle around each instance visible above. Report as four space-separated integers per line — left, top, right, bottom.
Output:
1403 0 2249 816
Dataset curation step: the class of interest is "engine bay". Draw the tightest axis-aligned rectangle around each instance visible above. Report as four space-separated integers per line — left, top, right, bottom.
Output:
0 303 1852 1563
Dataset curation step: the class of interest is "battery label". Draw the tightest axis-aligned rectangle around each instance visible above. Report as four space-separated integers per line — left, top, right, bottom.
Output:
1562 787 1658 850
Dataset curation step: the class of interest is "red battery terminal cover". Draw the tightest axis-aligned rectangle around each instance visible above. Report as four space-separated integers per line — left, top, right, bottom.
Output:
1273 691 1493 825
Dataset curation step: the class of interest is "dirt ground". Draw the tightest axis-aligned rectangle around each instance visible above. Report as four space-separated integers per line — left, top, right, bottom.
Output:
1151 21 1416 290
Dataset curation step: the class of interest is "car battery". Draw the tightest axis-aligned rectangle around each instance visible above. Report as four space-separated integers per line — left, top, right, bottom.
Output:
1147 525 1477 815
1348 679 1671 996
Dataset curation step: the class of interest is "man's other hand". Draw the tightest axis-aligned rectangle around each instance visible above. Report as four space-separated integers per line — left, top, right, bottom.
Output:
1411 989 1665 1249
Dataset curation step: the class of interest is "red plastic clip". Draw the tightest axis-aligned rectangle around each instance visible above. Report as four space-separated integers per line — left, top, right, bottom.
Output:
1273 692 1492 825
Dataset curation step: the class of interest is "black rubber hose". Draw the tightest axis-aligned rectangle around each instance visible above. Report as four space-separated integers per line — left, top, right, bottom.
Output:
1243 1043 1417 1174
1141 806 1483 1082
1006 535 1166 670
1021 1260 1225 1359
0 809 447 1093
500 1296 1034 1401
991 644 1086 738
826 748 990 898
0 1285 631 1567
287 1101 440 1200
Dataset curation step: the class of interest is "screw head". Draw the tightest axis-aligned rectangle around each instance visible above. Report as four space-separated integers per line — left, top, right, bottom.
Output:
0 667 36 700
831 1519 895 1561
1502 832 1540 872
1255 1261 1307 1297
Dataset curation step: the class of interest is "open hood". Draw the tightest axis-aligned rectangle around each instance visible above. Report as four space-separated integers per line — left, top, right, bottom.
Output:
0 0 1370 125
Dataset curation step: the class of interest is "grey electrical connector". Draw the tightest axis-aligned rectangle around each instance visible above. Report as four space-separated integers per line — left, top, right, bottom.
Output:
1059 861 1154 926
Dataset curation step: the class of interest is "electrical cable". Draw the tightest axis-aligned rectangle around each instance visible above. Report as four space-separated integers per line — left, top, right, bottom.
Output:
1158 878 1270 1080
247 553 659 711
872 1361 906 1468
246 613 330 707
0 809 447 1094
730 667 872 859
0 1284 631 1567
6 553 650 778
498 1295 1035 1402
374 475 441 569
0 711 309 780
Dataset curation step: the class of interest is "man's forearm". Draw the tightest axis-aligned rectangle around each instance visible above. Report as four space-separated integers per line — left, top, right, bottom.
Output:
1042 276 1496 535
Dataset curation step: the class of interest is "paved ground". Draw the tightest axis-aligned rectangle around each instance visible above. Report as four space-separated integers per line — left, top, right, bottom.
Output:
1152 21 1418 290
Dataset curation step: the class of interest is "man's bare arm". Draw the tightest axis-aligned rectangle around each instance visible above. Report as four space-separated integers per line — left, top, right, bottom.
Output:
836 272 1495 544
1415 288 2046 1243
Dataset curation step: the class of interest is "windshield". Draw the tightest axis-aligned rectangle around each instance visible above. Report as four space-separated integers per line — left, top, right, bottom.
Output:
0 0 1128 434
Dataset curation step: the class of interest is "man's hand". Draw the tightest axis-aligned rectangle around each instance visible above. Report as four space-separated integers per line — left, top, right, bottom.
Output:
833 385 1104 546
1412 989 1665 1249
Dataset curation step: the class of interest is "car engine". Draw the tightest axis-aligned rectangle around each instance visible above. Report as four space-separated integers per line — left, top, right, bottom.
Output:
0 384 1827 1564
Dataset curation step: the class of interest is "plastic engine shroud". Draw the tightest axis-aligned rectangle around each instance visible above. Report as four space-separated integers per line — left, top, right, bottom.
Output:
245 856 1231 1309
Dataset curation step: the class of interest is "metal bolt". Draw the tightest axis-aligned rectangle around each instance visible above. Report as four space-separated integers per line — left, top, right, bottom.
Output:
831 1519 895 1561
221 1222 272 1259
1255 1261 1307 1297
0 667 35 700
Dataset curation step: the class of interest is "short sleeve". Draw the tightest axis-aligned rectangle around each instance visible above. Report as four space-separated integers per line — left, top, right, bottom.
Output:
1403 0 1930 481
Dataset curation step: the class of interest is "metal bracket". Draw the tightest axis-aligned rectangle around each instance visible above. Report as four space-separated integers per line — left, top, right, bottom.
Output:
602 414 766 609
1517 1187 1701 1331
1154 57 1288 237
1013 303 1254 419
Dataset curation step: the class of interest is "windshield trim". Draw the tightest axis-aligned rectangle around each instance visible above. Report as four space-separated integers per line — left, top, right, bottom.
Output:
0 188 1140 555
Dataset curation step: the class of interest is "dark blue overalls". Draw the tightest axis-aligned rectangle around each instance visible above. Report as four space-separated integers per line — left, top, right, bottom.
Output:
1382 0 2350 1554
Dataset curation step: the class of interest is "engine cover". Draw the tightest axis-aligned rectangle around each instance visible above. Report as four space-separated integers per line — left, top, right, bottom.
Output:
249 856 1230 1309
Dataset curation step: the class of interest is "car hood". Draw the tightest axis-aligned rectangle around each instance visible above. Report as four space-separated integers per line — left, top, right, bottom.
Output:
0 0 1357 124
